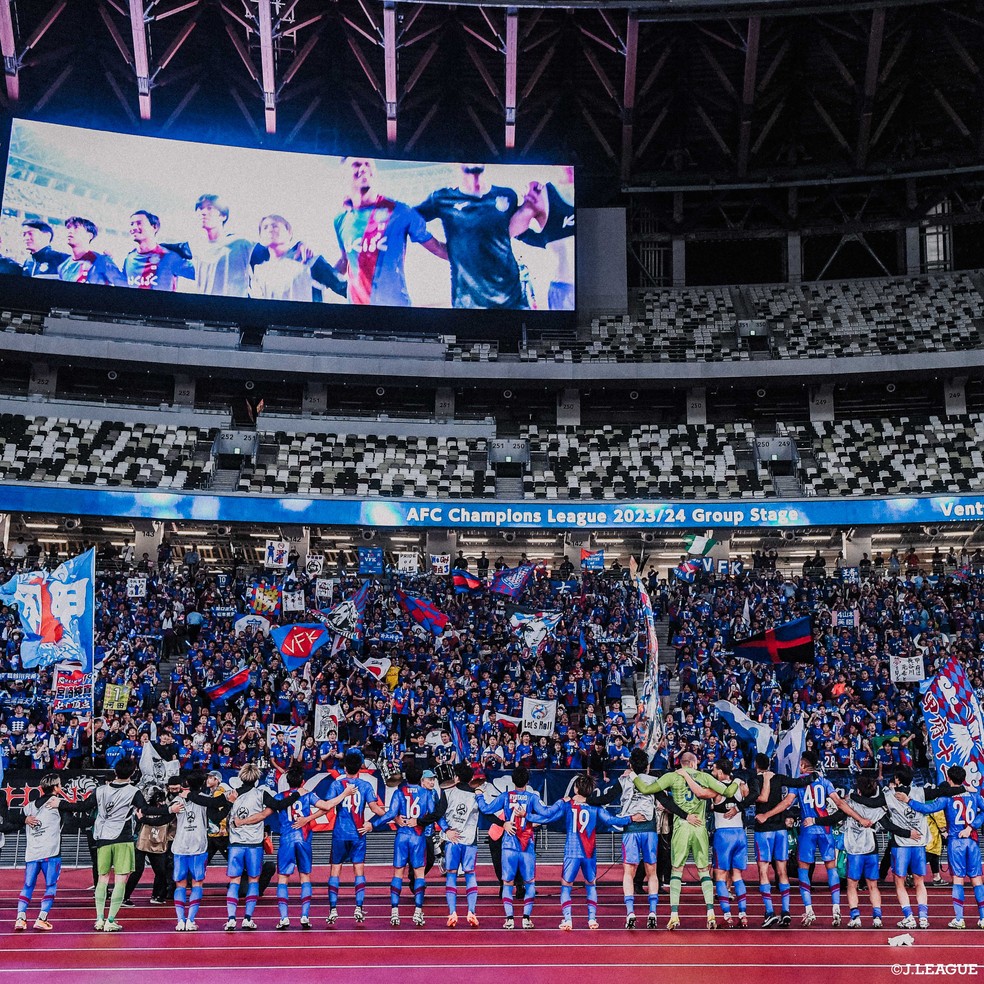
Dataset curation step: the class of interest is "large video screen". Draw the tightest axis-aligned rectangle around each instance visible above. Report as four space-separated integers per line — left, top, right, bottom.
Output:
0 119 575 316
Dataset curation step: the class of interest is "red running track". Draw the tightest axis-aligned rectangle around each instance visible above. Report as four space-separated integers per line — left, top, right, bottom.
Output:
0 866 980 984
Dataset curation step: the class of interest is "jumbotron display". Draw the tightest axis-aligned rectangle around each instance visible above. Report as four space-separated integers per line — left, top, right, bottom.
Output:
0 119 575 312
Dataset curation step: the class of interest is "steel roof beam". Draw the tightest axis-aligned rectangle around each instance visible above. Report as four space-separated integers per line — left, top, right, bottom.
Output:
256 0 276 132
0 0 19 100
128 0 151 118
384 0 397 144
504 7 517 148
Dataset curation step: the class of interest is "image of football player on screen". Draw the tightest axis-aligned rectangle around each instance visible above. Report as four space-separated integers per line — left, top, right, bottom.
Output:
192 194 256 297
249 213 345 303
517 166 575 311
414 164 540 310
123 210 195 291
21 220 69 280
331 157 447 306
58 217 126 285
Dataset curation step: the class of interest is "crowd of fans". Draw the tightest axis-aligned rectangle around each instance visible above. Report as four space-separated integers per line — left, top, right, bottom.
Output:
0 537 981 783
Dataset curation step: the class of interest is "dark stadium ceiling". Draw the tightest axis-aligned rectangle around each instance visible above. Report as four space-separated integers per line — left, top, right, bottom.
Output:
2 0 984 216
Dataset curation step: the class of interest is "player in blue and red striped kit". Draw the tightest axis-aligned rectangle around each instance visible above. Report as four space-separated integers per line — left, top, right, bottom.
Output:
371 764 447 927
297 750 385 926
898 766 984 929
476 766 549 929
534 775 631 930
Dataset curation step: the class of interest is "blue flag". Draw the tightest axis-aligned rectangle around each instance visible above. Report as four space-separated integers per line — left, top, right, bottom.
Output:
490 565 535 599
358 547 384 575
0 549 95 671
270 623 332 671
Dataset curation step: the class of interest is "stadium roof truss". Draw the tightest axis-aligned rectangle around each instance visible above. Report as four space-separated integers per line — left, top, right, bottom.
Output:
1 0 984 237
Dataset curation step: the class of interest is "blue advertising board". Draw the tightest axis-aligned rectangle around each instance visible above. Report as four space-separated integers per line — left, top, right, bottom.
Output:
3 482 984 530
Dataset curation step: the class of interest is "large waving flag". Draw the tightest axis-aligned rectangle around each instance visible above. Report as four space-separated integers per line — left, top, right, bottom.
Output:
683 534 719 556
490 565 535 599
315 583 369 641
205 666 252 706
452 572 483 595
920 655 984 788
713 699 776 757
0 548 95 671
580 549 605 571
271 623 333 671
395 589 450 636
508 607 562 657
635 573 665 762
733 616 815 665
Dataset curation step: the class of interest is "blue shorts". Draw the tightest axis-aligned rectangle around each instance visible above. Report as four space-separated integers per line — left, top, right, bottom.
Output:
278 838 313 876
622 832 657 866
174 852 208 883
797 824 836 864
393 830 427 871
847 852 879 882
755 830 789 864
714 828 748 871
227 844 263 879
947 838 983 879
501 848 536 884
23 857 62 889
562 856 597 883
331 832 367 866
445 843 478 874
892 846 926 878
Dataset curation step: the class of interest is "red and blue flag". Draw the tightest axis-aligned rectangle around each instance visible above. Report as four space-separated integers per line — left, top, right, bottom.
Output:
205 666 252 706
733 616 815 664
490 565 535 599
452 572 483 594
395 589 450 636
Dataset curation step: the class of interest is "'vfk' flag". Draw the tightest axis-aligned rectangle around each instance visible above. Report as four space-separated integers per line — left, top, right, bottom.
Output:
733 616 815 665
395 589 450 636
205 666 252 706
580 549 605 571
490 565 535 599
452 572 483 594
270 623 332 671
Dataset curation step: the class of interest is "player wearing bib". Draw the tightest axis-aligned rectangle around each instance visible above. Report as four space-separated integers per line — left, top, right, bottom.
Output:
767 751 868 927
634 751 740 930
855 767 964 930
223 763 299 931
476 766 549 928
92 758 142 933
371 765 446 927
297 750 385 926
536 775 630 930
710 762 751 927
439 764 482 927
899 766 984 929
239 763 355 929
168 769 229 932
16 774 90 931
614 749 680 929
811 776 918 929
749 753 811 927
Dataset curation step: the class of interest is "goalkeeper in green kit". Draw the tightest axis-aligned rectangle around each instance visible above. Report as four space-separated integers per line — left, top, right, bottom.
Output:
634 751 740 930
